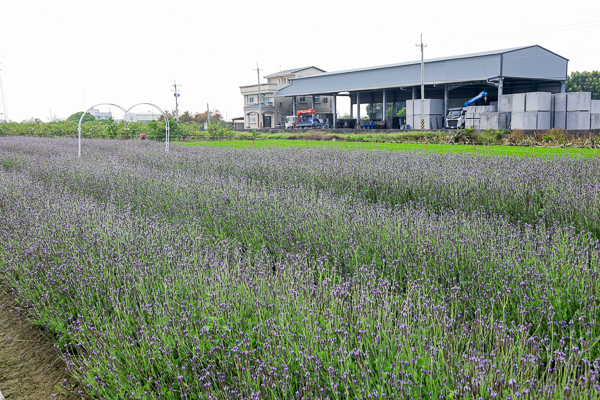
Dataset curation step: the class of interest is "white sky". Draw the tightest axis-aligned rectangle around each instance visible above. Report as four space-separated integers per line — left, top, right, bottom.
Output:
0 0 599 122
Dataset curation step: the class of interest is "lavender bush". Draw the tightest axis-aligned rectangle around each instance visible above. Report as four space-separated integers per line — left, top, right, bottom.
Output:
1 137 600 399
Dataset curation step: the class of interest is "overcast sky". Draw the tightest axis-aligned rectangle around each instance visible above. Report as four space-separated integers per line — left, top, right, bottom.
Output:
0 0 599 122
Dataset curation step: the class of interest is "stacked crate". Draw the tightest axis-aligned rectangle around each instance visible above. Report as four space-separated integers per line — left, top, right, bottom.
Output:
554 93 567 129
592 100 600 129
566 92 591 130
465 105 478 129
511 93 551 129
480 112 509 130
474 106 503 130
497 95 513 129
526 92 551 129
406 99 444 130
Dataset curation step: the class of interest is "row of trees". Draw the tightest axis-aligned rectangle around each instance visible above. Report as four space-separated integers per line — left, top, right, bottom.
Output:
0 117 233 141
567 71 600 100
176 110 223 124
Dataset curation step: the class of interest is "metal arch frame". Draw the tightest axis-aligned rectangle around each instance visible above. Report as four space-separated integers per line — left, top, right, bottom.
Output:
78 102 171 158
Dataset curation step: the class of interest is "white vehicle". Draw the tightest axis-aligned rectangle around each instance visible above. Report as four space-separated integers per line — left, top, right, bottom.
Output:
285 115 296 129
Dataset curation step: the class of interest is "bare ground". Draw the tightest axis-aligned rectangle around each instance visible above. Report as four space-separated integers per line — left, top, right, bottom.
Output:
0 286 83 400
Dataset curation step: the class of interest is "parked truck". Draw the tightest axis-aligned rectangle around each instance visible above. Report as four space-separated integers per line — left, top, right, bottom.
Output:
285 109 325 129
445 91 488 129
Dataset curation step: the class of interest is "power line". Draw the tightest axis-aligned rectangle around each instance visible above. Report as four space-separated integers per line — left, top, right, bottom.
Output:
480 20 600 39
416 34 427 131
172 80 181 121
254 62 263 128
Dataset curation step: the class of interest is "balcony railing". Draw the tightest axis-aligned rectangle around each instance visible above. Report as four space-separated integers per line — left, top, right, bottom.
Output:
245 101 274 107
240 83 278 94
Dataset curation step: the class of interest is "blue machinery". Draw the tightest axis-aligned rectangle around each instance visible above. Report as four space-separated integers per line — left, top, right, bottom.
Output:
464 91 488 107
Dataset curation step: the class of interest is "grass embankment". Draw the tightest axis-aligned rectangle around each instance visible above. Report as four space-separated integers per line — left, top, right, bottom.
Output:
179 139 600 157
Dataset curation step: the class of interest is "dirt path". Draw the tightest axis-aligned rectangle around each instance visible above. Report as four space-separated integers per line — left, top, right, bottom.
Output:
0 286 83 400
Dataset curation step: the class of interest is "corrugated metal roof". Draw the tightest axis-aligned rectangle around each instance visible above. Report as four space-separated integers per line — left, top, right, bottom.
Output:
264 66 325 78
293 46 563 80
278 45 568 97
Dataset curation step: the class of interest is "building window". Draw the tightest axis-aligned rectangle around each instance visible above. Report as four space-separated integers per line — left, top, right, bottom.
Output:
246 95 256 104
250 114 256 123
299 96 306 103
315 96 320 103
261 93 273 103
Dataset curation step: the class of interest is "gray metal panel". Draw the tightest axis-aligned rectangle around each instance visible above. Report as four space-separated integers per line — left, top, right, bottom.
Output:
294 46 528 79
502 46 567 81
279 55 500 96
440 55 501 83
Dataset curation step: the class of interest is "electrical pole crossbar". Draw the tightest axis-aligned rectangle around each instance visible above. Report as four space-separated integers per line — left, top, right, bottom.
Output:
416 34 427 130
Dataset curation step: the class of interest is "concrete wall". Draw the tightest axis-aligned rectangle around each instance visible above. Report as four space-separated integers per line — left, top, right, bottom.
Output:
526 92 552 112
567 92 592 112
567 112 591 130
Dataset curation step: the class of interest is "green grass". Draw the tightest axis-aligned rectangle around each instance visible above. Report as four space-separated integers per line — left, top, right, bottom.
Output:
177 139 599 157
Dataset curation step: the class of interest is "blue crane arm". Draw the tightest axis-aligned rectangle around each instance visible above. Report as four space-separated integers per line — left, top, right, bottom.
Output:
464 91 488 107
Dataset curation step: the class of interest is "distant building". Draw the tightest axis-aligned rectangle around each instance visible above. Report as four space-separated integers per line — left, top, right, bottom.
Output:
240 67 334 129
124 111 161 122
88 108 112 120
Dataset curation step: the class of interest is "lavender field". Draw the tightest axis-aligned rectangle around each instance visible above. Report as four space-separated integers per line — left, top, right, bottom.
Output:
1 137 600 399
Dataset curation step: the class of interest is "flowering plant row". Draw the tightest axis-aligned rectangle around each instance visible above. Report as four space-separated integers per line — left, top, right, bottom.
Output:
1 138 599 399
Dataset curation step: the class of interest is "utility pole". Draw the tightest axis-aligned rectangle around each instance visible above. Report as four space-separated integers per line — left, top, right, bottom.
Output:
207 103 210 124
254 62 263 128
416 34 427 130
0 60 8 122
172 80 181 121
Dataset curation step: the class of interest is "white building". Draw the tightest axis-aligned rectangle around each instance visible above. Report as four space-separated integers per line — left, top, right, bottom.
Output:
240 66 334 129
88 108 112 120
124 111 161 122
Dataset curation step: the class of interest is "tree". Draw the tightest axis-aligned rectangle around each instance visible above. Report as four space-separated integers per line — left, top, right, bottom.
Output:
192 110 223 124
179 111 194 123
105 117 118 138
67 111 96 123
566 71 600 100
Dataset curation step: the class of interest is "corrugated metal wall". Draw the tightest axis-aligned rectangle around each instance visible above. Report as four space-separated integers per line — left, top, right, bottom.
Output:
502 47 567 81
435 55 501 83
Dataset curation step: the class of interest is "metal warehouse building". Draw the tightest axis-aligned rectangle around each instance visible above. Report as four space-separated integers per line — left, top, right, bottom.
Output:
278 45 568 128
